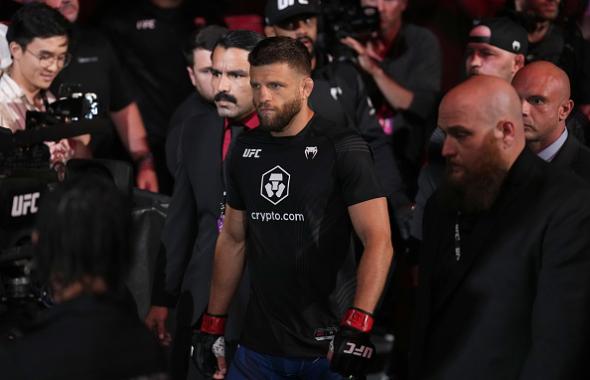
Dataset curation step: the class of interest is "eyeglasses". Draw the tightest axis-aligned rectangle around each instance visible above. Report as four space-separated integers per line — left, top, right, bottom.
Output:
25 49 72 69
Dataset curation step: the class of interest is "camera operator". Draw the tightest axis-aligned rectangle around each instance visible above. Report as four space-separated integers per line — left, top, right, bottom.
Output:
0 175 168 379
0 3 90 167
341 0 442 194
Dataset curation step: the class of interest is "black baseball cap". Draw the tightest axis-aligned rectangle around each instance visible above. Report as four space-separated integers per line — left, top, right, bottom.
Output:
468 17 528 55
265 0 320 26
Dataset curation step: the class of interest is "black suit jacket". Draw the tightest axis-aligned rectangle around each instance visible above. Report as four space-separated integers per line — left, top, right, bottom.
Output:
552 132 590 182
411 149 590 380
155 93 248 340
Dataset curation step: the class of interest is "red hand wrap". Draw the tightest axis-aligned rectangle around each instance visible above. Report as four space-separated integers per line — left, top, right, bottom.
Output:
200 313 227 335
340 307 374 333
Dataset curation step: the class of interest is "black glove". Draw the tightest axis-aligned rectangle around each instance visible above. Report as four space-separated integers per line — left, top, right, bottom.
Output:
191 312 227 377
330 308 375 377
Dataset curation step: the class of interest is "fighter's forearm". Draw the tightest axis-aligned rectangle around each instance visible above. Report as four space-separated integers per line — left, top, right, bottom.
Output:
353 234 394 313
207 231 246 316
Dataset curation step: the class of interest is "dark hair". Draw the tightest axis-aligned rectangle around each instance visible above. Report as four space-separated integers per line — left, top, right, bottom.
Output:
34 175 132 293
213 29 263 53
6 3 71 48
248 36 312 76
183 25 229 66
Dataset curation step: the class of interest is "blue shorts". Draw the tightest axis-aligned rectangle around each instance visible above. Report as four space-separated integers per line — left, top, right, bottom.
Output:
226 345 345 380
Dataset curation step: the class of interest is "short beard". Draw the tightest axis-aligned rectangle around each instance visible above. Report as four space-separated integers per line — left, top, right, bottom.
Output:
441 134 508 214
258 97 301 133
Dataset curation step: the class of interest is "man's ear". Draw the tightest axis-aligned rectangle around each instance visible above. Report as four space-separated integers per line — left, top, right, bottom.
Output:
513 54 526 74
264 26 276 37
558 99 574 122
301 76 314 99
9 41 23 60
187 66 197 87
497 120 517 148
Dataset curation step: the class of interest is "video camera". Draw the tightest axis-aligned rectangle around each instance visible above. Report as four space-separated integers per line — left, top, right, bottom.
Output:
0 87 102 330
320 0 379 58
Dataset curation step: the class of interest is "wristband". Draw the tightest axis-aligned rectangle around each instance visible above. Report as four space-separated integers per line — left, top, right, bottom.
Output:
200 312 227 335
135 152 154 169
340 307 374 333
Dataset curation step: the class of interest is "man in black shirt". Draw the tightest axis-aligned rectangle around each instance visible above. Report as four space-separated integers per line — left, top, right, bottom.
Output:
0 175 167 380
99 0 198 194
193 37 393 379
43 0 158 192
263 0 409 214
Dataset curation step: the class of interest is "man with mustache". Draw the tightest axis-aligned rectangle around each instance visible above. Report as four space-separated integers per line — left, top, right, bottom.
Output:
263 0 410 225
147 29 261 380
0 3 89 167
192 36 393 379
411 75 590 379
512 60 590 180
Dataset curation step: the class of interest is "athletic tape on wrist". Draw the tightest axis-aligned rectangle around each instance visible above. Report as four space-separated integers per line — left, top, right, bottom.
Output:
341 307 374 333
201 313 227 335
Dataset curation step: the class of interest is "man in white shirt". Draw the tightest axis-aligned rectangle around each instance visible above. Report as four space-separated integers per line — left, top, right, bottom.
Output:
1 3 88 166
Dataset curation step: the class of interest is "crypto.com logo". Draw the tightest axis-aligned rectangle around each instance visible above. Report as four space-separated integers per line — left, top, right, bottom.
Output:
260 165 290 205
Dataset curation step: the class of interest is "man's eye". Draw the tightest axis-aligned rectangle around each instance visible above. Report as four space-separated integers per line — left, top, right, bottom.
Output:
529 97 544 105
251 83 261 89
269 83 281 90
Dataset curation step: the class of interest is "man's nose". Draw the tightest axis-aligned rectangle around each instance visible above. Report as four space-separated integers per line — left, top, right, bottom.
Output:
441 137 456 158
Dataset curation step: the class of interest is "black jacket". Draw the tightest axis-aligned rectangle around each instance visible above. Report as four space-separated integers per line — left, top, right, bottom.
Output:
411 148 590 380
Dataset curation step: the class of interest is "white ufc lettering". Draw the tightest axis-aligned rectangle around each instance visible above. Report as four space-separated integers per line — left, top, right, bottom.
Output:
343 342 374 358
278 0 309 11
11 192 40 217
243 149 261 158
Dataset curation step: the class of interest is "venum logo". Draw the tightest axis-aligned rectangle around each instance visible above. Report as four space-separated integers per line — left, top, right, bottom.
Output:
512 40 521 52
243 148 261 158
260 165 290 205
277 0 309 11
11 192 40 217
304 146 318 160
343 342 374 358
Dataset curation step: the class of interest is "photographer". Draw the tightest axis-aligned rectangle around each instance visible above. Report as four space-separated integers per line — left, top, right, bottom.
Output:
0 3 90 167
0 175 167 379
341 0 442 194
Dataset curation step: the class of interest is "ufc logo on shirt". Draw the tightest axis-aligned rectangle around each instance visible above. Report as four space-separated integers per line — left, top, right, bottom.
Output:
11 192 40 217
343 343 374 358
278 0 309 11
243 148 262 158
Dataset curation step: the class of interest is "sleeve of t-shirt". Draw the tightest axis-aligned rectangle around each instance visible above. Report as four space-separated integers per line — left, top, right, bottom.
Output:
334 133 386 206
226 140 246 210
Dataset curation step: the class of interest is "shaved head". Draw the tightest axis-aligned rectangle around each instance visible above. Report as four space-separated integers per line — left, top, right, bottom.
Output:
440 75 524 138
439 76 526 212
512 61 573 153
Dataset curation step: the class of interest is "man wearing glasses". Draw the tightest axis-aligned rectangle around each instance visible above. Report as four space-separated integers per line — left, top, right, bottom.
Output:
0 3 88 165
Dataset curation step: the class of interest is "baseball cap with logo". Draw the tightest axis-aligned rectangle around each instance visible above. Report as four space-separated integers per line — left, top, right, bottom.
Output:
468 17 528 55
265 0 320 26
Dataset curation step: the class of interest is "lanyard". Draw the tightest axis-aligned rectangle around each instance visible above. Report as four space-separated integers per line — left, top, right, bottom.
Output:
454 211 462 262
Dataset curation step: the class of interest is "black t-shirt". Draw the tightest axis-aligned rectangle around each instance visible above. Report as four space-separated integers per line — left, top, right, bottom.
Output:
51 24 134 159
226 116 385 357
100 1 195 141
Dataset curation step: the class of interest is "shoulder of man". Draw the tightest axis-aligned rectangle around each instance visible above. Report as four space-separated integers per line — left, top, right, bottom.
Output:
309 115 369 154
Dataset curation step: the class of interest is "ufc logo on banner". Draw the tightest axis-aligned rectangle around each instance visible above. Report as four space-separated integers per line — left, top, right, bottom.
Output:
343 342 374 358
278 0 309 11
11 192 40 217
